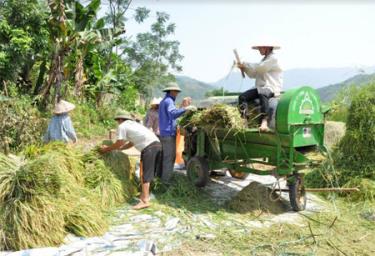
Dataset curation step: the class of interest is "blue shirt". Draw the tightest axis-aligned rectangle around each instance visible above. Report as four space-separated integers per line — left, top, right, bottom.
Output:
159 94 186 137
43 113 77 143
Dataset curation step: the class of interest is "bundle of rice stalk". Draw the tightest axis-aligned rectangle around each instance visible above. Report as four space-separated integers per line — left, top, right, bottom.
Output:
100 141 139 199
202 104 245 129
0 151 108 250
0 196 66 250
21 152 84 196
26 152 108 232
23 142 85 184
179 110 203 128
180 104 258 130
82 152 124 207
0 154 68 250
63 193 108 237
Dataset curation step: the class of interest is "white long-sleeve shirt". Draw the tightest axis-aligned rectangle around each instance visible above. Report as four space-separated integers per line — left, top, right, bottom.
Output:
243 53 283 96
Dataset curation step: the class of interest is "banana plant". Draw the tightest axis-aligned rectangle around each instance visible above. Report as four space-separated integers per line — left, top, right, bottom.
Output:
40 0 126 103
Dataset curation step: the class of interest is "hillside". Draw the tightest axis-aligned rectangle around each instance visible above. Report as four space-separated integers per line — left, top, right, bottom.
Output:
318 73 375 102
164 71 375 104
212 66 375 92
153 75 215 102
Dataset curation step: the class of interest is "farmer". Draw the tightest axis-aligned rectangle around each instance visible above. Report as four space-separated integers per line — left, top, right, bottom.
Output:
144 97 162 136
159 82 196 182
43 100 77 143
99 111 162 210
237 43 283 131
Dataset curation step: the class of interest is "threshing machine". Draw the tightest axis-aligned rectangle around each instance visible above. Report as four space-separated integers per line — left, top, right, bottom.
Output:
183 86 328 211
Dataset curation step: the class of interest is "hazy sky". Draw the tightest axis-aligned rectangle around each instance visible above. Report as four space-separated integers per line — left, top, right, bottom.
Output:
123 1 375 83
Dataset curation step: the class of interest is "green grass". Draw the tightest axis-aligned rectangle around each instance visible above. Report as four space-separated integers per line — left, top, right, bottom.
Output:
145 174 375 255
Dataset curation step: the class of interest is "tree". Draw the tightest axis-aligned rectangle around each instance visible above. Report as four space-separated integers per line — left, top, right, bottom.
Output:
0 0 49 95
0 0 182 110
38 0 127 103
105 0 132 32
124 12 183 96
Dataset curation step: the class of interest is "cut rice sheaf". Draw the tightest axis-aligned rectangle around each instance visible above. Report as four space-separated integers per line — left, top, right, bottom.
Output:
0 142 138 250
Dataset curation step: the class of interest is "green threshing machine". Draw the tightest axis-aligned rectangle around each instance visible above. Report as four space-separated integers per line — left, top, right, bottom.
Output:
183 86 328 211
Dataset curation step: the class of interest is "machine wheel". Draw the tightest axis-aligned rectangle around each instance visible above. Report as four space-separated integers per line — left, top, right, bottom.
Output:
228 169 249 180
187 156 209 188
288 175 307 211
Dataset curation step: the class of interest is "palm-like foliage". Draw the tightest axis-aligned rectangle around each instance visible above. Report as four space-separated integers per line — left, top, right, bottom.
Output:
41 0 126 102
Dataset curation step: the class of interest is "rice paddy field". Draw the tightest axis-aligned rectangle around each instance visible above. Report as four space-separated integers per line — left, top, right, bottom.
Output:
1 88 375 255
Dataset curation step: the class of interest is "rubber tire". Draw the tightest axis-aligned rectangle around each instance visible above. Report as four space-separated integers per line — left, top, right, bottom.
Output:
289 176 307 211
187 156 209 188
228 169 249 180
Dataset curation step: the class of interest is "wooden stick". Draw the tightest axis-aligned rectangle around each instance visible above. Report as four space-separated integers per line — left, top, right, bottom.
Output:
233 49 245 78
278 188 360 193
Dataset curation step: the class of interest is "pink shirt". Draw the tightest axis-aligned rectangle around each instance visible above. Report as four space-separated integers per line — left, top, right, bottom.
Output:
146 109 160 135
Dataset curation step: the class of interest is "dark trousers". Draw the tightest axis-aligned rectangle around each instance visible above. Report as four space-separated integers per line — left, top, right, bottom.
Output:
238 88 274 117
141 141 162 183
160 136 176 182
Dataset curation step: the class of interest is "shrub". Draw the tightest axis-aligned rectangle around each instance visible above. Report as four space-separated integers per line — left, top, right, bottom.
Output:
305 83 375 201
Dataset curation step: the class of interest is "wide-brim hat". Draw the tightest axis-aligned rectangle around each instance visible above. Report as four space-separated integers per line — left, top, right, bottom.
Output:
54 100 75 114
114 110 133 120
163 82 181 92
150 97 162 106
252 45 280 50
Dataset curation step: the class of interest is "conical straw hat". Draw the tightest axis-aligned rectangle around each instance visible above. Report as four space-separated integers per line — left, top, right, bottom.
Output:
114 110 133 120
150 97 162 106
251 36 281 50
163 82 181 92
53 100 75 114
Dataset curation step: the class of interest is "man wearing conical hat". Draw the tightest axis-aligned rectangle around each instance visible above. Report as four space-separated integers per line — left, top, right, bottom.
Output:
43 100 77 143
237 41 283 132
158 82 196 183
100 110 162 210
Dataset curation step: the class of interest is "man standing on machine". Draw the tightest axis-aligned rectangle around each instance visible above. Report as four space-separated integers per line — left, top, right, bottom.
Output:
237 43 283 132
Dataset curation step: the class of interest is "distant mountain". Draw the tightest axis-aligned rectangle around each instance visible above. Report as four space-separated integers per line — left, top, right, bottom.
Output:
318 73 375 102
212 66 375 92
150 68 375 104
152 75 215 102
175 75 216 100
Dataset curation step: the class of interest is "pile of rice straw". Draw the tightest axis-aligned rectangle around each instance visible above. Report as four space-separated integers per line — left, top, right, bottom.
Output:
0 142 138 250
180 104 258 130
227 182 288 214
